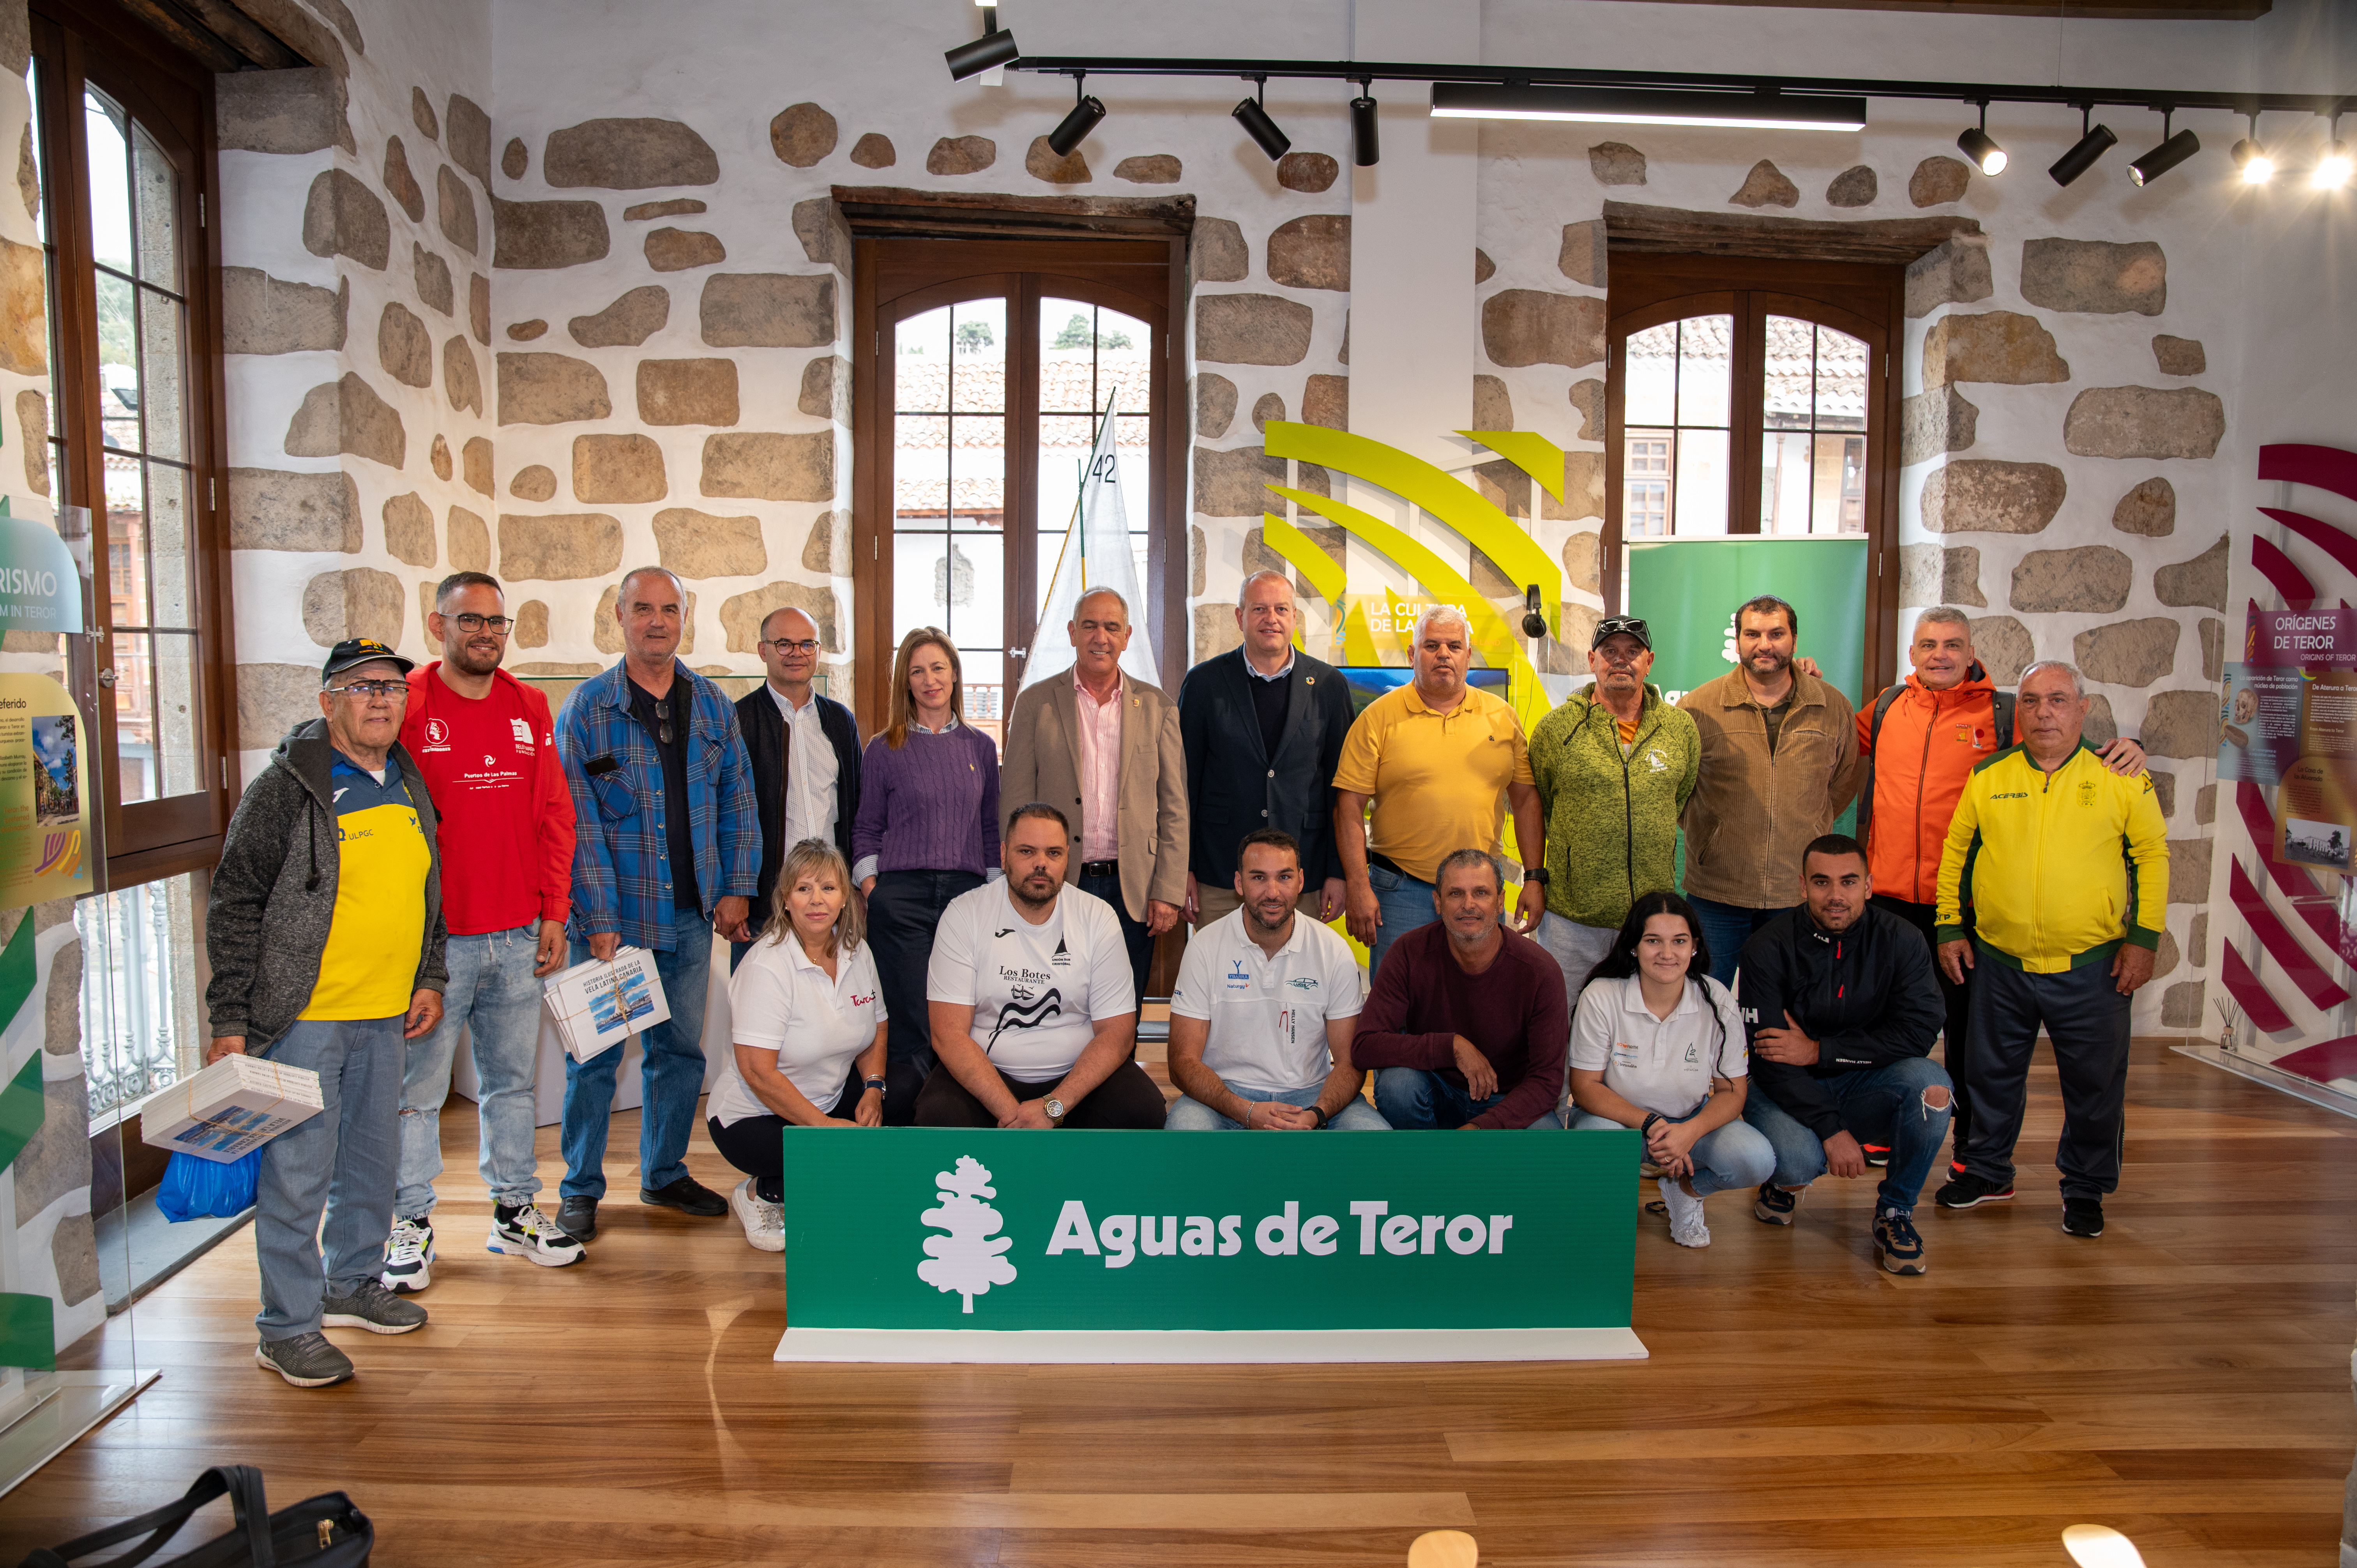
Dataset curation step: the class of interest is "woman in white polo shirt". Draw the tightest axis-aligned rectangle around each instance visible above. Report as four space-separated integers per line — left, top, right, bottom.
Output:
1568 890 1774 1249
707 838 887 1251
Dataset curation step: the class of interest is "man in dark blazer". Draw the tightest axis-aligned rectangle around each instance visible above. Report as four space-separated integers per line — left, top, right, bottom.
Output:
1178 569 1355 929
733 606 861 952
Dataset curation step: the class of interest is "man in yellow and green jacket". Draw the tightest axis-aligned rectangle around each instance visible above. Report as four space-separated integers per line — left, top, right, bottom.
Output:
1931 660 2168 1239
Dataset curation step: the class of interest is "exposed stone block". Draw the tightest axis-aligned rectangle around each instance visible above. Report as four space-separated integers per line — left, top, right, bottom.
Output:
1194 601 1244 663
237 663 321 749
2167 838 2211 904
302 565 405 646
2141 688 2219 758
378 302 432 387
462 437 493 496
624 198 705 222
1557 219 1606 288
1900 542 1984 608
1251 392 1286 433
302 168 388 270
926 136 995 175
2147 768 2177 818
230 468 360 552
0 237 40 376
654 507 765 577
770 103 837 168
1293 373 1345 432
1919 459 2064 535
1276 152 1338 192
223 267 345 353
501 138 526 180
1588 142 1645 184
498 352 611 425
1025 136 1089 184
1482 290 1604 370
1966 614 2034 685
2159 980 2204 1028
446 94 491 185
218 67 345 154
719 581 837 655
803 509 848 572
1827 165 1878 207
571 433 666 504
2063 386 2225 459
1561 531 1601 596
11 1075 92 1225
701 432 832 501
2107 476 2177 538
470 274 489 343
1474 460 1528 522
448 503 488 569
383 492 435 567
1474 249 1494 284
1569 378 1604 441
1899 385 1979 465
1196 294 1313 366
510 464 557 501
2021 238 2165 315
1541 452 1606 522
569 284 669 348
16 390 45 496
1730 160 1799 208
284 373 405 467
1191 218 1247 282
1267 214 1349 290
1110 153 1178 184
792 198 852 271
1903 235 1993 318
2152 334 2205 375
512 316 551 337
1924 311 2069 387
700 272 834 348
1909 157 1971 206
1193 445 1288 516
1194 372 1237 439
514 599 547 646
413 244 452 315
2155 534 2227 611
647 228 725 272
2073 616 2180 686
491 197 610 270
638 358 741 426
546 118 719 189
850 133 895 169
429 433 452 480
2195 784 2215 826
2012 545 2131 613
1472 374 1511 432
18 126 35 222
382 134 423 221
2199 616 2223 682
437 165 479 256
500 512 622 579
799 355 852 422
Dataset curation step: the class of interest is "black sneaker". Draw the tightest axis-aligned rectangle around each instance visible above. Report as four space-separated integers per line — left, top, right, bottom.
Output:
1861 1143 1891 1168
256 1331 353 1388
1753 1181 1803 1225
640 1175 728 1217
1935 1171 2016 1209
555 1195 599 1241
1874 1209 1928 1275
2062 1198 2105 1238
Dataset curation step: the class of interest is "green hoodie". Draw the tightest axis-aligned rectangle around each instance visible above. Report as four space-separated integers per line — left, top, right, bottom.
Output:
1528 683 1700 931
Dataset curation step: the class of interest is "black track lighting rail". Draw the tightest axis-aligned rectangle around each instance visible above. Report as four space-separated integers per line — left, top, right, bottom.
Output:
996 55 2353 121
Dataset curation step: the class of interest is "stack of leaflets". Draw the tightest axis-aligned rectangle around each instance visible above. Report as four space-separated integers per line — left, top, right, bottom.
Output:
139 1054 325 1163
543 945 672 1061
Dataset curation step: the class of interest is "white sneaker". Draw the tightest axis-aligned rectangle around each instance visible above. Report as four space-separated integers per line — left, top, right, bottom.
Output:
1658 1176 1711 1249
486 1203 586 1268
731 1178 784 1252
380 1216 433 1293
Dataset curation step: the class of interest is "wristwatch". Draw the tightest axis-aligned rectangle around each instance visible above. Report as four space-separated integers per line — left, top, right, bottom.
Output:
1042 1097 1067 1126
863 1076 887 1094
1525 866 1551 886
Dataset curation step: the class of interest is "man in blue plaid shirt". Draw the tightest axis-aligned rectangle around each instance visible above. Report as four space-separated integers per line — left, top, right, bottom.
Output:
554 566 759 1239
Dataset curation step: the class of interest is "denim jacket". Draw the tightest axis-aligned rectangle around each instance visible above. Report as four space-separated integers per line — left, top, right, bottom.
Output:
555 660 758 951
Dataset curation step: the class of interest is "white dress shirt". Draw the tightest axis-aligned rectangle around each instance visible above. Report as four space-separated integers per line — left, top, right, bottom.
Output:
768 682 840 850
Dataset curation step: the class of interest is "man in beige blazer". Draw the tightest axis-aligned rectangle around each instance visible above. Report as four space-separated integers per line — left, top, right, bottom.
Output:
1001 587 1188 1002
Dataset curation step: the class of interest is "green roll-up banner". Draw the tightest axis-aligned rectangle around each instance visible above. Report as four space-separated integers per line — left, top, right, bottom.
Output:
1624 537 1871 708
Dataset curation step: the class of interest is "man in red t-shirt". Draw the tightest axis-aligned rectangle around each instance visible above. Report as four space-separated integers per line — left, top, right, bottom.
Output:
383 572 582 1289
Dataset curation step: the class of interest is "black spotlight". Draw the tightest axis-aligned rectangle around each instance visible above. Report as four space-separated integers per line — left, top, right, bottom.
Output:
1234 79 1291 160
2049 112 2118 186
1048 77 1106 157
2129 117 2201 187
1350 81 1380 167
946 28 1020 83
1957 102 2006 176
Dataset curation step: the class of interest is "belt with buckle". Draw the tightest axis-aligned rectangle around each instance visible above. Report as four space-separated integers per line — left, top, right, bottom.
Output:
1078 859 1120 877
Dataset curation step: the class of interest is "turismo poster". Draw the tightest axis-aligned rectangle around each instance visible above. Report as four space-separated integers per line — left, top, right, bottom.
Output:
0 673 92 905
2219 605 2357 920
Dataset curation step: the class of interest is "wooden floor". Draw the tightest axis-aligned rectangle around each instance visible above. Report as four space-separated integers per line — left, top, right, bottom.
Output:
3 1042 2351 1566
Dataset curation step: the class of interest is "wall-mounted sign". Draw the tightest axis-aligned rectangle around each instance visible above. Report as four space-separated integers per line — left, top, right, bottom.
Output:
1624 537 1870 708
0 509 83 636
0 673 93 905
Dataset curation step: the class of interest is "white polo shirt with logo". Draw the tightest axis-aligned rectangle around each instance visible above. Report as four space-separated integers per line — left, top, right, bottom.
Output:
1567 972 1747 1120
710 935 887 1125
928 882 1135 1081
1168 909 1365 1097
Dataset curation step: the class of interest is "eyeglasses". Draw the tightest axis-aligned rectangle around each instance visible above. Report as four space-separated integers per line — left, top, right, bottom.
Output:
762 637 818 655
451 613 513 634
327 680 407 701
652 698 673 746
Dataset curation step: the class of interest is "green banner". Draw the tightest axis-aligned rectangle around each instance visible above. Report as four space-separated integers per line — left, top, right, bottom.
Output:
1624 537 1870 708
0 914 54 1370
780 1129 1637 1333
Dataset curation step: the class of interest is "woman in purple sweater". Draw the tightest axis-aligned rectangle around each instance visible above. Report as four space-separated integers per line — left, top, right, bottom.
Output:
853 628 1001 1124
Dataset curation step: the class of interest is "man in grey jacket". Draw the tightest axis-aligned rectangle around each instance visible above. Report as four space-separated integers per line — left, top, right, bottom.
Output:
205 639 449 1388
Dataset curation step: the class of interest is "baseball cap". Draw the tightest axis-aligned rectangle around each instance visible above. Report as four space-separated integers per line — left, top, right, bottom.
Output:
1590 615 1651 652
321 638 415 683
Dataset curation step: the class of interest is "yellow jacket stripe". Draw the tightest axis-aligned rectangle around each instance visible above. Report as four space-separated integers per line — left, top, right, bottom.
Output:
1934 742 2169 974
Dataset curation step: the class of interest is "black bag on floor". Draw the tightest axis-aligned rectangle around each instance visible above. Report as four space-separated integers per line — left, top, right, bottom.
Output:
18 1464 370 1567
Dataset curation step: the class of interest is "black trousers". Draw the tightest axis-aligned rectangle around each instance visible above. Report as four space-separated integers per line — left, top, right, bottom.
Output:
1872 895 1975 1157
705 1062 866 1204
914 1060 1168 1130
1959 948 2133 1203
866 868 983 1125
1078 869 1156 1004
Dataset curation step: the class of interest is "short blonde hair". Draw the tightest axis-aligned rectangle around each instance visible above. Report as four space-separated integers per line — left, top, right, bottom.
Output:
766 838 864 955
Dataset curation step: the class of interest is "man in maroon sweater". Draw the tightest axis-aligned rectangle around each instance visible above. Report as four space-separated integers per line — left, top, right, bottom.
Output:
1360 849 1569 1129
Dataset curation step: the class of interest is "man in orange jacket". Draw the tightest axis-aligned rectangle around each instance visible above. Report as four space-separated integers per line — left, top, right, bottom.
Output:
1855 608 2143 1170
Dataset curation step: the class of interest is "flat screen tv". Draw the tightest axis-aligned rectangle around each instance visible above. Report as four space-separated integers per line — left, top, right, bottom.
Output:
1338 666 1511 717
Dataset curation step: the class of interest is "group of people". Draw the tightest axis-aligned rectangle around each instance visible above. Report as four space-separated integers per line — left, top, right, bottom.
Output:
204 560 2168 1390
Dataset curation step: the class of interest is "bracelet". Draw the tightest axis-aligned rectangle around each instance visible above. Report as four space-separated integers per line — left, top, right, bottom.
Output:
1311 1105 1330 1129
1640 1112 1663 1137
1244 1103 1257 1128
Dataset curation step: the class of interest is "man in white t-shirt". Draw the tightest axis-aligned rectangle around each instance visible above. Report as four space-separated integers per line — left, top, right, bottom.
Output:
1165 829 1386 1130
915 803 1167 1128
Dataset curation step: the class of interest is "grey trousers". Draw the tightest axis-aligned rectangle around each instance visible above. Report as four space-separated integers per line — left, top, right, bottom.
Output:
254 1015 404 1339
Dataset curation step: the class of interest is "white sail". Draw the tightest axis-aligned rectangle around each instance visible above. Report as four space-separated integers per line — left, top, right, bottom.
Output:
1021 402 1161 693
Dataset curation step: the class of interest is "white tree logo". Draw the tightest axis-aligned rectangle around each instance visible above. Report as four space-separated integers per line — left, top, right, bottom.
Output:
916 1155 1018 1313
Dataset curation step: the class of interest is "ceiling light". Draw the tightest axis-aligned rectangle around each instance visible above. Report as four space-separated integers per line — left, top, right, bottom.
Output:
1048 77 1106 157
1234 81 1290 160
2315 138 2353 189
2233 114 2272 184
1351 82 1380 167
2129 116 2200 186
2049 116 2118 185
945 26 1020 82
1429 82 1865 133
1958 104 2005 175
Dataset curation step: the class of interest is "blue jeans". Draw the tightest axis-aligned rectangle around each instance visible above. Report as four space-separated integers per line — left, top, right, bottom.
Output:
1742 1055 1953 1213
1078 869 1156 1004
1366 862 1439 983
1374 1067 1564 1130
1686 895 1788 988
560 904 713 1200
397 922 545 1217
254 1016 404 1339
1571 1104 1775 1197
1165 1075 1392 1130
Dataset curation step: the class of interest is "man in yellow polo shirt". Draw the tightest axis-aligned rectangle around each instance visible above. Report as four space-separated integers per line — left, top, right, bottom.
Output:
1333 605 1544 979
1931 659 2167 1239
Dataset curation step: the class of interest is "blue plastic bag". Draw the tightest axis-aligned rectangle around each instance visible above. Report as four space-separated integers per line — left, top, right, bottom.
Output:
155 1148 260 1222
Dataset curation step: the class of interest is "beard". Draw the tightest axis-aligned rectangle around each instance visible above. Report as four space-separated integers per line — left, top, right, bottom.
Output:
1009 870 1060 911
447 639 504 676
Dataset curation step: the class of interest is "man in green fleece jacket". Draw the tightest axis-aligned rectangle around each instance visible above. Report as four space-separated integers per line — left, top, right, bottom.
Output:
1529 616 1700 996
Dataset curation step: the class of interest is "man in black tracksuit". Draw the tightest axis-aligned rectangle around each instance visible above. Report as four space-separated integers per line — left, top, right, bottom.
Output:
1736 833 1952 1275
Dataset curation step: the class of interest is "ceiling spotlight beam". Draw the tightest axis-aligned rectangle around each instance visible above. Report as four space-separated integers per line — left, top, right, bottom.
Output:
2231 110 2274 184
1429 82 1866 131
2315 117 2352 189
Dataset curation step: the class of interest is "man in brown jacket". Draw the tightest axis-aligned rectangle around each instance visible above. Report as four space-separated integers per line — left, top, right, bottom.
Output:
1001 587 1189 1002
1678 595 1861 986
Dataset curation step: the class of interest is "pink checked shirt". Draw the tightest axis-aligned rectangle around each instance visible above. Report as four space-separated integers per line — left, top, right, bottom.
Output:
1073 671 1122 863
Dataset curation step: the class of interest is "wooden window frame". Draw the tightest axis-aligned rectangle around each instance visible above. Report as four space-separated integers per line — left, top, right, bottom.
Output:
32 0 234 887
1603 253 1904 697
